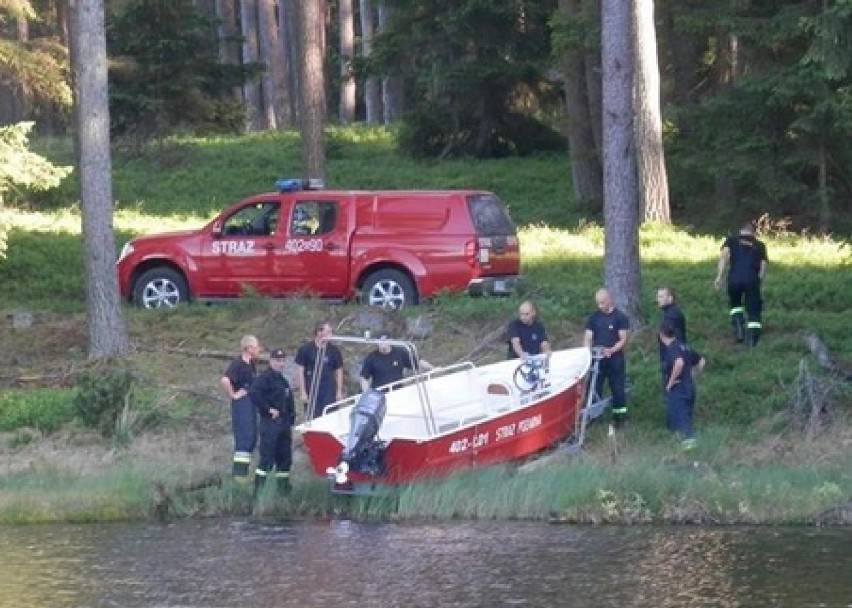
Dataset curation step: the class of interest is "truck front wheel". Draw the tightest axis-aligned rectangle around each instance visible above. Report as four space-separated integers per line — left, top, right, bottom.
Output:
133 267 189 309
362 269 417 309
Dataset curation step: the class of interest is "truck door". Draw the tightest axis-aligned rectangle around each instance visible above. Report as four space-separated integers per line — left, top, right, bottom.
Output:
277 198 350 297
199 200 284 296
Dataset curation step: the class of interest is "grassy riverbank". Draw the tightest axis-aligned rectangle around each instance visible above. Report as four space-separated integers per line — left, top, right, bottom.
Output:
1 127 850 524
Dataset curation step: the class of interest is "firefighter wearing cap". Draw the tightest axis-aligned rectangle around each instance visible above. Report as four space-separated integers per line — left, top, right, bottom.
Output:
220 335 260 480
713 222 768 346
360 335 433 391
249 347 295 496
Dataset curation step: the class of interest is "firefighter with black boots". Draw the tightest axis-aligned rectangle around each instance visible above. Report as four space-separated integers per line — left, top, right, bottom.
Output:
220 335 260 481
713 222 768 347
583 288 630 429
249 348 296 497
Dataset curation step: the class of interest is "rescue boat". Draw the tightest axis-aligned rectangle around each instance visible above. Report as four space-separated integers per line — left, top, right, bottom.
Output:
296 337 592 493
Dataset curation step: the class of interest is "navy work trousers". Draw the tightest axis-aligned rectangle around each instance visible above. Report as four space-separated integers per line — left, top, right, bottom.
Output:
257 416 292 473
595 354 627 415
231 395 257 477
665 385 695 440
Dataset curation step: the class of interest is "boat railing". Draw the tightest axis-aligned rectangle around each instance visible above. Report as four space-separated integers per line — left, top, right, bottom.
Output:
307 335 475 436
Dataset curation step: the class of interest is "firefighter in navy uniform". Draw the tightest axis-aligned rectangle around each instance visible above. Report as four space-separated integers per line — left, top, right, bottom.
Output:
249 348 296 496
360 334 434 391
656 286 705 373
659 320 697 450
506 300 552 360
220 335 260 480
714 222 768 346
295 320 344 419
583 288 630 428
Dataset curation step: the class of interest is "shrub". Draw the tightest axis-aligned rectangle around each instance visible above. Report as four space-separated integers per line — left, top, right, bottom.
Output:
72 363 138 437
0 388 76 434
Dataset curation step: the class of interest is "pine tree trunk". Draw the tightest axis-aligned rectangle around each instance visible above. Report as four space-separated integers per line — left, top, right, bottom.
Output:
377 2 403 123
298 0 327 180
281 0 301 125
241 0 264 130
69 0 128 359
339 0 356 122
259 0 292 128
583 0 603 155
216 0 242 103
601 0 642 324
633 0 670 223
559 0 603 211
360 0 382 124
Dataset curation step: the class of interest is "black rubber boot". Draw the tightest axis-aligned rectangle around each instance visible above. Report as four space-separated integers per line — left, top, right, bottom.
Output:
253 475 265 499
748 327 761 347
732 315 745 343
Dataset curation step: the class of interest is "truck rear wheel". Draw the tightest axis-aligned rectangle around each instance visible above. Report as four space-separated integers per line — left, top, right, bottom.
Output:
362 269 416 309
133 267 189 309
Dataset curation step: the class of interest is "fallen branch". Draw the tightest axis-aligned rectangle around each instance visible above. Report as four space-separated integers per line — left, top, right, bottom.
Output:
153 473 223 523
800 331 852 380
136 344 235 361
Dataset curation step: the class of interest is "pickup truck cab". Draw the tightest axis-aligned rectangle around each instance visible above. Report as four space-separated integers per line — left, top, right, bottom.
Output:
116 179 521 309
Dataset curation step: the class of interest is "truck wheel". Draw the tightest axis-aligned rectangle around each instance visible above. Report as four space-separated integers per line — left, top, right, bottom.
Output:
132 267 189 309
362 269 417 309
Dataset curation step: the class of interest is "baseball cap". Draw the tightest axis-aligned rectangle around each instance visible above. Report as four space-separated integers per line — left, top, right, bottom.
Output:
269 348 286 359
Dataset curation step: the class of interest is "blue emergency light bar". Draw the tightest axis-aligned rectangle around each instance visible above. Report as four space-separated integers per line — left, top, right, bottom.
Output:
275 178 325 193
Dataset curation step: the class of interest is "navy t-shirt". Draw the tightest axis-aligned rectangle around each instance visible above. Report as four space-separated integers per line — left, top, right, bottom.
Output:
724 234 767 284
294 341 343 390
223 357 257 396
586 308 629 355
506 318 548 359
361 347 415 388
661 338 694 395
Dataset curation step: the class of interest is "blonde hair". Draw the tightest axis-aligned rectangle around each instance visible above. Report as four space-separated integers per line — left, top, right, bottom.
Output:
240 334 258 350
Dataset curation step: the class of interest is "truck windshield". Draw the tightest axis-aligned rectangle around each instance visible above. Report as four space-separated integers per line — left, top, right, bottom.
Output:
467 194 517 236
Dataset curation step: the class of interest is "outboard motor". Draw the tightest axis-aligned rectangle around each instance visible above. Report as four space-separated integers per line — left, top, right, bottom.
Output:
327 389 388 484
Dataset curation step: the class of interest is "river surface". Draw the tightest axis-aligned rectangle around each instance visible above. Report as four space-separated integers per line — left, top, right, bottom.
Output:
0 519 849 607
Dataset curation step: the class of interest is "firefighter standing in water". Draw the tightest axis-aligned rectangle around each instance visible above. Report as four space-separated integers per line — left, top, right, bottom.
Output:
713 222 768 346
249 348 295 496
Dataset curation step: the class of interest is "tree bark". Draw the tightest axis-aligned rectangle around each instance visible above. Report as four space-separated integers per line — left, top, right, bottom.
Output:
360 0 382 124
69 0 128 359
241 0 265 130
216 0 242 103
377 2 403 123
259 0 292 128
298 0 327 180
559 0 603 211
601 0 641 324
338 0 356 122
632 0 670 223
583 0 603 156
281 0 302 125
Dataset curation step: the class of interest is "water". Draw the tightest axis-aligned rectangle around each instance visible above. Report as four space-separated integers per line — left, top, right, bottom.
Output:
0 519 849 607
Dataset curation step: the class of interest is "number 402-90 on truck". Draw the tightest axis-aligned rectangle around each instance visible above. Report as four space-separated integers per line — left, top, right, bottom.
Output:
116 179 521 309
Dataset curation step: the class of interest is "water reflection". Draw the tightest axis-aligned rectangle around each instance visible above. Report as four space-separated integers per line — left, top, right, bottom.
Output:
0 520 849 607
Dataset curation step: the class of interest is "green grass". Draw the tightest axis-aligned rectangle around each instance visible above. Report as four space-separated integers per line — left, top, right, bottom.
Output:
1 126 849 524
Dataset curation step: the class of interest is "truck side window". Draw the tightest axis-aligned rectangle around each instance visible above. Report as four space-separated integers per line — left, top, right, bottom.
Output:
222 202 280 236
291 201 337 236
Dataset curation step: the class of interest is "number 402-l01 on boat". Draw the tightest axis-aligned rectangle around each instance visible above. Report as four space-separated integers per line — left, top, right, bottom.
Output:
296 337 593 495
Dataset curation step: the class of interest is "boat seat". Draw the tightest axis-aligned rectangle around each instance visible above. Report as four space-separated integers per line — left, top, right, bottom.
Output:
485 381 515 413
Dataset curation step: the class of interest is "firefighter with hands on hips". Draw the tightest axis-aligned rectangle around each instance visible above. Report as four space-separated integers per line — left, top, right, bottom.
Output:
220 335 260 480
506 300 552 360
583 288 630 429
359 334 434 392
713 221 768 346
249 347 295 496
295 320 344 419
659 319 697 450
